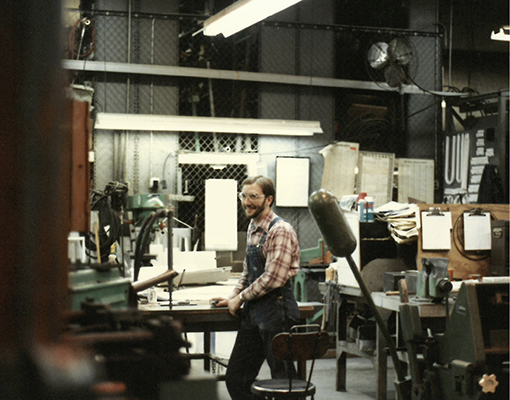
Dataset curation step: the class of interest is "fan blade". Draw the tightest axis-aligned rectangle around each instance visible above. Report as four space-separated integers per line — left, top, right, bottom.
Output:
367 42 389 69
388 38 413 65
384 64 407 87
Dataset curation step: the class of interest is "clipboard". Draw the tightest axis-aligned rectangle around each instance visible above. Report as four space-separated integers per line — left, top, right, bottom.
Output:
463 210 491 250
421 208 452 250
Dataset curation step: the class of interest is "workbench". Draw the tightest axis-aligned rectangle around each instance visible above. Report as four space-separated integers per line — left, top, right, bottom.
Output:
321 283 376 393
139 282 321 375
323 281 450 400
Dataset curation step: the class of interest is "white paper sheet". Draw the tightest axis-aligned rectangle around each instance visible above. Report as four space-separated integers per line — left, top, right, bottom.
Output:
397 158 434 203
421 211 452 250
205 179 238 251
319 142 359 199
275 157 309 207
463 212 492 250
357 151 394 208
332 211 361 288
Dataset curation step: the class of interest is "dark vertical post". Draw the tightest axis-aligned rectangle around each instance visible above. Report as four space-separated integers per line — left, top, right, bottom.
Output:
167 207 174 307
335 299 350 392
0 0 76 396
0 0 68 352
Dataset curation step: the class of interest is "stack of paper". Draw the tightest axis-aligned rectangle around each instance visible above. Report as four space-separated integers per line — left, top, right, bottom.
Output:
375 202 419 244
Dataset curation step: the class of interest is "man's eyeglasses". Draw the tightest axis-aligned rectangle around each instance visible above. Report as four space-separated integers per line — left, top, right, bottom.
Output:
238 192 266 201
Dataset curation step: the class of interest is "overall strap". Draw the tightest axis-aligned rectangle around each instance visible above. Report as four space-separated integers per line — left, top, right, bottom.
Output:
258 216 283 246
267 217 291 290
268 216 283 231
266 217 292 329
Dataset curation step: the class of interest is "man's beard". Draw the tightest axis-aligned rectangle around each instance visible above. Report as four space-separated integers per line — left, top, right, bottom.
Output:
244 202 264 220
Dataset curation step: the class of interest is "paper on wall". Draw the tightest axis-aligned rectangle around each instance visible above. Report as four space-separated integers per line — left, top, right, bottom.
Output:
319 142 359 200
421 211 452 250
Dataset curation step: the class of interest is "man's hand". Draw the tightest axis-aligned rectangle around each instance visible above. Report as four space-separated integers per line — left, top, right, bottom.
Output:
227 295 243 317
210 297 229 307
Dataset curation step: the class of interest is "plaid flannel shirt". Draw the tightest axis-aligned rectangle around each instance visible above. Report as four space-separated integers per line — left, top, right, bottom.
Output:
230 210 300 301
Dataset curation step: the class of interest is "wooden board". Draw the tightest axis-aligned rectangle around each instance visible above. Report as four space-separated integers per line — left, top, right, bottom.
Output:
417 204 509 279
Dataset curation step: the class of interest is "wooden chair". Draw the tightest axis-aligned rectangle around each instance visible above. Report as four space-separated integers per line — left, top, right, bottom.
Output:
251 324 330 399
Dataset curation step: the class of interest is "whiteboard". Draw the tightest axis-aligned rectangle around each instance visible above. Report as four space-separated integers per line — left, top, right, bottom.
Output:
275 157 310 207
205 179 238 251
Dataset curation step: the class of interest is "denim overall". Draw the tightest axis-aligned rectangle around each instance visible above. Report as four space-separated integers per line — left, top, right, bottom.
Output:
225 217 299 400
243 217 300 329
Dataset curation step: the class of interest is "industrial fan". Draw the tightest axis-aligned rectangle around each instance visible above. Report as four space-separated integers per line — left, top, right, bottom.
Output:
366 35 418 88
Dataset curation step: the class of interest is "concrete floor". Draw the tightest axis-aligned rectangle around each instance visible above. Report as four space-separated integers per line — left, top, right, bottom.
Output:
189 356 398 400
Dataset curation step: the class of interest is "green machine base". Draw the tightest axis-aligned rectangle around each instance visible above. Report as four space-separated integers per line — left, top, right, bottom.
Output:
68 267 132 311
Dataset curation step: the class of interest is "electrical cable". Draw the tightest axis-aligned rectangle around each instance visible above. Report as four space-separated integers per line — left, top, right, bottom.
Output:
84 182 128 263
338 116 398 153
133 212 156 281
69 17 96 59
161 152 173 189
133 208 168 282
172 216 194 229
85 193 120 263
407 74 465 98
406 98 443 119
443 85 461 93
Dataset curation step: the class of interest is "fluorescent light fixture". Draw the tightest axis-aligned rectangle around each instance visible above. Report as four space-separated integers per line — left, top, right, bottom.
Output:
95 113 323 136
203 0 303 38
491 26 510 41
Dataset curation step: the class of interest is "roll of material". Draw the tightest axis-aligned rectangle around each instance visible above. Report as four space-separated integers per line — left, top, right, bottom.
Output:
308 189 357 258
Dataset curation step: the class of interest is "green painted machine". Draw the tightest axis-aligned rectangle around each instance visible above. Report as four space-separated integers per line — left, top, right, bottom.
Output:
299 239 331 266
416 257 453 302
68 266 132 310
126 194 166 226
399 280 509 400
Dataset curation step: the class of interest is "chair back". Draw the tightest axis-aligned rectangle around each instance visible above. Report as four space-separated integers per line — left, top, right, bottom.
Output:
271 324 329 362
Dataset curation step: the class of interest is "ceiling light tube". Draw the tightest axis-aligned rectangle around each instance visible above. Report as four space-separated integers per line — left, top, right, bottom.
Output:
203 0 303 38
491 26 510 41
95 113 323 136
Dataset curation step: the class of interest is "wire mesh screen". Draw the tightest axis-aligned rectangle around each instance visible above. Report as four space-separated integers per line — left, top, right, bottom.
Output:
179 132 258 153
63 2 442 250
178 163 249 246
